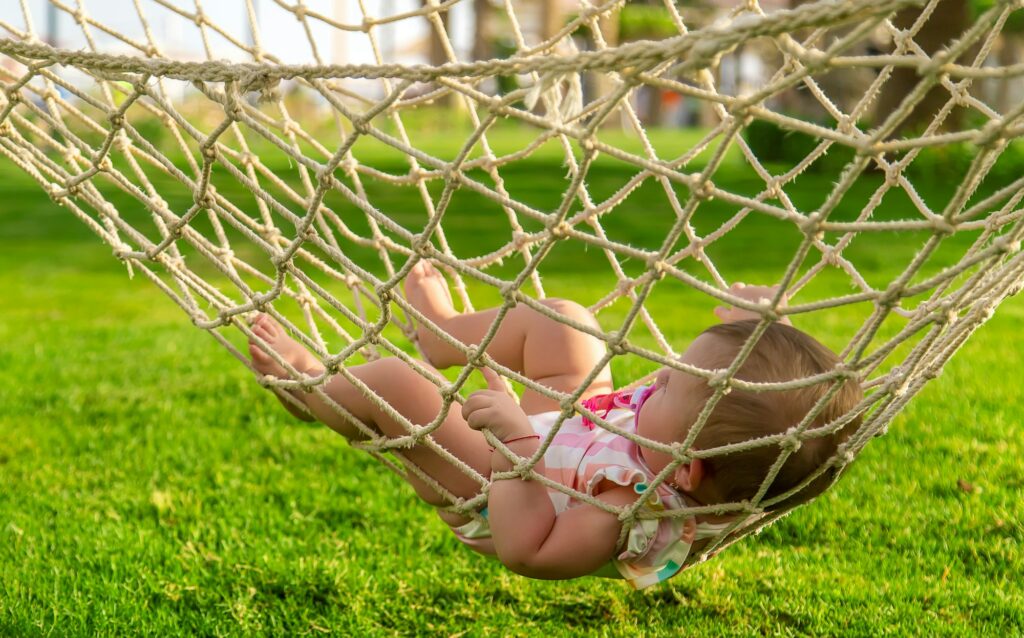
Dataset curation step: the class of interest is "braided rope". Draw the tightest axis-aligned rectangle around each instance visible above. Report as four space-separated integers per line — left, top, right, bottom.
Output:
2 0 1023 566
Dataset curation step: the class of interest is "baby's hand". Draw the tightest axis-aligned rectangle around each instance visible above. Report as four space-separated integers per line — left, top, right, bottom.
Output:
462 367 533 443
714 282 792 325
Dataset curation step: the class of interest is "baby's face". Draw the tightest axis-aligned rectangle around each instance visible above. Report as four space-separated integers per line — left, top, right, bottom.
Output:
636 333 725 475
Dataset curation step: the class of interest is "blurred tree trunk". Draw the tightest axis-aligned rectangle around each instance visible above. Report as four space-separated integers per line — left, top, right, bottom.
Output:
876 0 969 135
473 0 491 61
422 1 452 66
993 33 1021 115
595 6 622 127
421 0 453 108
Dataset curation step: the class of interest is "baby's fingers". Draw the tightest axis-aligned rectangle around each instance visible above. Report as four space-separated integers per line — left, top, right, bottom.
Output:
465 407 499 431
461 391 497 420
714 306 732 321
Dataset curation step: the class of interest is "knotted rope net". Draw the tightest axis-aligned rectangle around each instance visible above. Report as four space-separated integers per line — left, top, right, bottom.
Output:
2 0 1024 567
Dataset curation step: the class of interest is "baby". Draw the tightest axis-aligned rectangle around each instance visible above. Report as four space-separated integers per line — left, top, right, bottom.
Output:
247 262 861 589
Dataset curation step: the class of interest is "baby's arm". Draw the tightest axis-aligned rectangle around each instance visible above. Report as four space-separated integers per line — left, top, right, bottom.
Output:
489 451 635 578
464 368 631 578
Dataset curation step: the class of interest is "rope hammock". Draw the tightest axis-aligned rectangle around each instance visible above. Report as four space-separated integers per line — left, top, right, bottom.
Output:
2 0 1024 571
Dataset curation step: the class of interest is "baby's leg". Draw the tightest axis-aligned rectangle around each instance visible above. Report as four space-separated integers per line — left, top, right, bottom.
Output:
405 261 613 414
248 314 491 525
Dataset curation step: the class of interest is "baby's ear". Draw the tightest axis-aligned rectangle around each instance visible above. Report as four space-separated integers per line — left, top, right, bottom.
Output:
674 458 705 492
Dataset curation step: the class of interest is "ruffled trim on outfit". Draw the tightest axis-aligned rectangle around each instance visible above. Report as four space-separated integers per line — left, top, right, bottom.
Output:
584 465 647 496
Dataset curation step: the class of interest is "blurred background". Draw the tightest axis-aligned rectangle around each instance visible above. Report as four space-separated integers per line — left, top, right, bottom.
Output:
5 0 1024 128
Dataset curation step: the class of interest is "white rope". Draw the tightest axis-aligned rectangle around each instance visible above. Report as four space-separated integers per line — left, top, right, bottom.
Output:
1 0 1022 566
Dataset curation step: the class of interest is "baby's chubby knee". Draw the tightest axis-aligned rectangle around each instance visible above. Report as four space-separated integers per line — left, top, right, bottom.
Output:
536 298 599 330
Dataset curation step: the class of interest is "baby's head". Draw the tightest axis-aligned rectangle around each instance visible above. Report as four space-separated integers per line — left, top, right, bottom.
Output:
637 320 861 512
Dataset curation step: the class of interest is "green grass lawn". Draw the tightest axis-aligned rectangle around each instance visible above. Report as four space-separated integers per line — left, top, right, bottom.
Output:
0 129 1022 636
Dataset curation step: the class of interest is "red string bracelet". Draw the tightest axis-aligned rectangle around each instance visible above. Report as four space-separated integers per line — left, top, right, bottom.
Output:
488 434 541 451
501 434 540 445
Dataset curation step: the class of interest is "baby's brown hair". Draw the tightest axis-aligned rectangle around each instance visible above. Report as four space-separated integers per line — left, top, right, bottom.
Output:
686 320 861 512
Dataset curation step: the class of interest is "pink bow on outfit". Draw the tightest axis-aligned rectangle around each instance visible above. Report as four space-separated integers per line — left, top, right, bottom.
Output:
579 385 655 430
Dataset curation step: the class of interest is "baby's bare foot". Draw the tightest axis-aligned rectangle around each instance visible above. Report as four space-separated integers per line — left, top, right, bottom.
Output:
247 313 322 379
404 261 460 367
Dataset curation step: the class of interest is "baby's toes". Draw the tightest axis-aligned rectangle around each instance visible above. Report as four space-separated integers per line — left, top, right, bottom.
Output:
263 315 284 338
251 325 270 344
410 260 431 278
248 341 268 362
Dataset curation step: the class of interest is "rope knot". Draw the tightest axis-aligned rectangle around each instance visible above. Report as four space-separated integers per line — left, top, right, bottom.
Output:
376 287 393 304
889 367 910 397
692 176 714 200
877 286 902 308
199 191 217 210
64 146 83 163
931 218 955 236
43 182 61 202
317 171 339 190
548 221 572 239
112 242 133 260
324 358 342 375
997 236 1021 254
803 48 829 72
343 274 361 288
442 167 460 184
673 443 694 465
935 304 958 325
239 68 280 102
780 427 802 453
708 372 731 391
831 361 854 381
835 444 855 466
647 259 668 279
801 212 823 237
340 157 358 176
511 231 530 250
